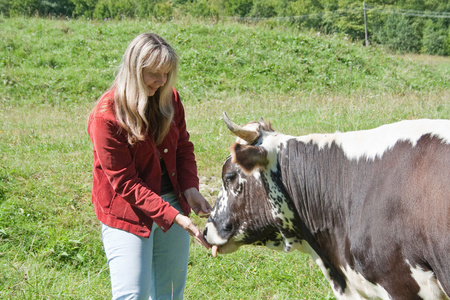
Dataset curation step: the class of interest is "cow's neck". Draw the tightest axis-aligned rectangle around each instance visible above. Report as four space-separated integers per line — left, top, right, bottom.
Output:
275 138 353 292
276 138 347 238
260 161 306 253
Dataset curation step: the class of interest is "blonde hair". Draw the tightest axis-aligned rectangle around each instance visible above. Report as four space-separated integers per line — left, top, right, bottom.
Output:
111 33 178 145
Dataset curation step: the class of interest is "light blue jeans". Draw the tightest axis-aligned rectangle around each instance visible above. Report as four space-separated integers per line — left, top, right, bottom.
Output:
101 193 190 300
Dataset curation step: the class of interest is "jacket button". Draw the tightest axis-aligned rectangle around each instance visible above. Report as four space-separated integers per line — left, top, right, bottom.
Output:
171 173 175 177
164 149 168 153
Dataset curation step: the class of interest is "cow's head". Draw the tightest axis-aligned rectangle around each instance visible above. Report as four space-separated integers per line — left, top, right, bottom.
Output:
203 113 302 257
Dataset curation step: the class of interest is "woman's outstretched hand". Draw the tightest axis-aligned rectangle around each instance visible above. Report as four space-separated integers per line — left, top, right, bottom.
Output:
174 214 210 249
175 188 212 248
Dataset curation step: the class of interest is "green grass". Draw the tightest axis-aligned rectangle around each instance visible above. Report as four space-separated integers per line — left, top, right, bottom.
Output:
0 16 449 299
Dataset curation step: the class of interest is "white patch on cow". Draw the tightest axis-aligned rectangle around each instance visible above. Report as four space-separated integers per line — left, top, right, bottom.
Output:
260 132 294 171
295 119 450 161
339 265 392 300
407 260 450 300
203 222 228 246
211 188 229 219
228 173 247 197
252 171 261 181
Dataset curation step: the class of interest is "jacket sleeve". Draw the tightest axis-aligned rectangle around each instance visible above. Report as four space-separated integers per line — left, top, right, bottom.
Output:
173 91 200 192
89 116 180 232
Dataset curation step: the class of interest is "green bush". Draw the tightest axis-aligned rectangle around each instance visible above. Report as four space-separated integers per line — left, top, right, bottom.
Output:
249 0 277 18
283 0 324 30
223 0 253 17
153 2 174 19
93 0 136 19
0 0 39 16
0 0 74 16
185 0 219 18
71 0 97 17
375 14 421 54
446 32 450 56
422 19 449 56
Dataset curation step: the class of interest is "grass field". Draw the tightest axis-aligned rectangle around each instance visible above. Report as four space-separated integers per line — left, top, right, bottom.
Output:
0 16 449 299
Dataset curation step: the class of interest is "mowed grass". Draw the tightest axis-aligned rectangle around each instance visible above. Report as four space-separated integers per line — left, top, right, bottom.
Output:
1 16 449 299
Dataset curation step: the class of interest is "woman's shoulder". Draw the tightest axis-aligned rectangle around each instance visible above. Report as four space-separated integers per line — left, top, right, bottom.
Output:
90 90 116 120
88 92 125 140
171 88 185 111
172 87 180 103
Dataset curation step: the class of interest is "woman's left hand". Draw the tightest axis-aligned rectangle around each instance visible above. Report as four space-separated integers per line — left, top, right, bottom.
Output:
183 188 212 218
174 213 210 248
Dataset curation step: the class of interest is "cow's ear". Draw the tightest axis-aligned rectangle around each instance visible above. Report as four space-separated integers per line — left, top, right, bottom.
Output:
230 143 269 173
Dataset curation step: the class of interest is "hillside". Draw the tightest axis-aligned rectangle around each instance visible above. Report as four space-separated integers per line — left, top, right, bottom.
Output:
1 16 449 107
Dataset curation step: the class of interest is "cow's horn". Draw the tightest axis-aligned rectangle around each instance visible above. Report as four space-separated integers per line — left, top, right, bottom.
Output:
223 112 260 144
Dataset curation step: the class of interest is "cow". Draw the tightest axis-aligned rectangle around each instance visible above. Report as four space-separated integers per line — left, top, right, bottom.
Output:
203 112 450 300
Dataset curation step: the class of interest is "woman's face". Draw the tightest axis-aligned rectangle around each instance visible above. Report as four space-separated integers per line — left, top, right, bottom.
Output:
142 66 168 96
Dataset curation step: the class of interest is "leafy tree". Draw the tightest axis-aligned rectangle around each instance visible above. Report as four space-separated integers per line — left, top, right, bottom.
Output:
92 0 136 19
71 0 97 17
250 0 277 18
283 0 323 29
375 14 421 53
422 19 449 55
446 31 450 56
0 0 42 16
221 0 253 17
152 2 174 19
185 0 219 18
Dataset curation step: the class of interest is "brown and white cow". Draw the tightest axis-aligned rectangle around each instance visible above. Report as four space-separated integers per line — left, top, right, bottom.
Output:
203 113 450 300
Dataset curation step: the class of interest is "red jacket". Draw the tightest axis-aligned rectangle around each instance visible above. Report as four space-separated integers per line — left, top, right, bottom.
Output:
88 89 198 238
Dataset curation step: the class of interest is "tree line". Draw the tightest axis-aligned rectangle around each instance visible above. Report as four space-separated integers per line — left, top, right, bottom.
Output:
1 0 449 56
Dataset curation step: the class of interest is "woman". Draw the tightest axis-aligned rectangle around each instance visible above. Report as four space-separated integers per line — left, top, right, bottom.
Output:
88 33 212 300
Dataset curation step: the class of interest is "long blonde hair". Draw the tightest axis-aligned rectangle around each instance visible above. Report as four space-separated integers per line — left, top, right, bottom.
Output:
111 33 178 145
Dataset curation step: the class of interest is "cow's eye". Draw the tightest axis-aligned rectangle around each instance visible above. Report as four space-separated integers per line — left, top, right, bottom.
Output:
224 223 233 232
224 172 237 182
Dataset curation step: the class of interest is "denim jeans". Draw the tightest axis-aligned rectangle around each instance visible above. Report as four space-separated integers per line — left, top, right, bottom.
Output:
101 192 190 300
